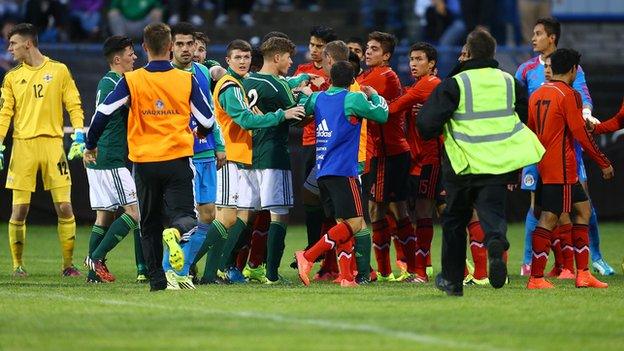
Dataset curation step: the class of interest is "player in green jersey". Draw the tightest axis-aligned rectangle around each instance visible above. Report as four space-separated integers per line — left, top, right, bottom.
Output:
83 36 146 283
235 36 298 283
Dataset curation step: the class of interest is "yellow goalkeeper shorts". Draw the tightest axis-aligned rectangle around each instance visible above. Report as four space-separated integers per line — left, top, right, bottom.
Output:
6 136 72 193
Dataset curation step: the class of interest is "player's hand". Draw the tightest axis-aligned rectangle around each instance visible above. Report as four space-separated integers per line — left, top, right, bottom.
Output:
216 151 226 170
585 118 597 133
507 183 518 191
293 86 313 97
83 148 97 166
284 106 305 121
360 85 378 98
601 165 614 180
310 75 325 89
582 108 601 125
0 144 5 171
68 129 86 160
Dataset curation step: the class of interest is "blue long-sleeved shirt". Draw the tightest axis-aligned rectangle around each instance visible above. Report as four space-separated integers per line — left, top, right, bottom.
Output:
86 60 214 150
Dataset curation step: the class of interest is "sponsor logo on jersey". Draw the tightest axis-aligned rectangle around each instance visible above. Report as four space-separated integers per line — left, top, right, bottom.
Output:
140 99 180 116
316 118 332 138
19 79 26 84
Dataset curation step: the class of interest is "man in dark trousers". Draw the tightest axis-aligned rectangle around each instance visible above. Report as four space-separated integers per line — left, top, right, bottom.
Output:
85 22 215 291
417 29 545 296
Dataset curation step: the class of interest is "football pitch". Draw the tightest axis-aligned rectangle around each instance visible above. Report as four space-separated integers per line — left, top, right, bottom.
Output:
0 223 622 351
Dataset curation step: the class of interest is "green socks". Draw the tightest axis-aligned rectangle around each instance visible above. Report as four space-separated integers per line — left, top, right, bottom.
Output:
355 228 372 281
92 214 137 260
201 220 228 282
133 227 147 275
218 218 247 271
266 221 287 281
89 225 108 256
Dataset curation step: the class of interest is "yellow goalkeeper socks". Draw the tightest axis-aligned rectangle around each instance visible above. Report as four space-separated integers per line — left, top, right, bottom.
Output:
58 216 76 269
8 219 26 269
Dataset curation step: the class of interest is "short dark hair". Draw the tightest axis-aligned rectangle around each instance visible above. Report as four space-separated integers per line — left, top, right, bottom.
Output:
262 31 289 44
348 51 361 77
143 22 171 56
323 40 349 61
260 36 295 59
250 47 263 72
550 48 581 75
346 36 365 50
536 17 561 46
310 25 337 44
410 42 437 67
103 35 133 64
465 29 496 60
194 32 210 47
8 23 38 46
170 22 196 41
330 61 354 88
226 39 252 57
368 31 397 56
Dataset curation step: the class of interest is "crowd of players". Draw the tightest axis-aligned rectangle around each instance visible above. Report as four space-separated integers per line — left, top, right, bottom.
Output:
1 16 622 293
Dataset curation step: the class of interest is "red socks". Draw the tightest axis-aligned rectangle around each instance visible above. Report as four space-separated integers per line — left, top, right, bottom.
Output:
572 224 590 271
550 226 564 271
319 218 339 274
530 226 552 278
304 222 353 263
337 237 355 281
248 210 271 268
372 218 392 276
559 223 574 272
415 218 434 277
395 217 416 274
467 221 487 280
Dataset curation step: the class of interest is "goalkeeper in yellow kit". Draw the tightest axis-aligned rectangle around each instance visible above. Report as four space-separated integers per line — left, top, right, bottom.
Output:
0 23 85 277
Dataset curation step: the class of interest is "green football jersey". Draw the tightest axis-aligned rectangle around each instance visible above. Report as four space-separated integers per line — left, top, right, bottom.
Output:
87 71 128 170
243 72 296 170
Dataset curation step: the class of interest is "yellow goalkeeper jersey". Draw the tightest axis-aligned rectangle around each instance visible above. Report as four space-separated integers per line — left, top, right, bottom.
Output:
0 56 84 140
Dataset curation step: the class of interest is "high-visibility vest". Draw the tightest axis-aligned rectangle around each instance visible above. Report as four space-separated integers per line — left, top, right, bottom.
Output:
125 67 193 162
213 74 253 165
443 67 544 175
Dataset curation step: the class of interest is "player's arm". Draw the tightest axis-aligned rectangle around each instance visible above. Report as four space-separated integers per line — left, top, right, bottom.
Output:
416 78 460 140
61 66 84 130
285 73 310 88
347 90 388 123
388 84 427 114
86 78 131 150
572 65 593 110
0 73 15 144
514 78 529 123
593 99 624 134
565 93 611 170
218 84 286 129
190 75 215 133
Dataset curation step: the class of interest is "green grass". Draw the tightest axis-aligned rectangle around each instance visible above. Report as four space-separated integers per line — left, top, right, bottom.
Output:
0 223 623 351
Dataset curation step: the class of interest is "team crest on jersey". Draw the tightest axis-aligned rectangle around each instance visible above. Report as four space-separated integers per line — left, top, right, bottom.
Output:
43 73 53 83
155 99 165 110
523 174 535 187
316 119 332 138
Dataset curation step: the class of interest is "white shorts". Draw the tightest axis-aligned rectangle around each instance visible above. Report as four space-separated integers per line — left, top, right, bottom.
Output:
86 167 138 211
238 169 293 211
303 166 320 196
215 161 241 208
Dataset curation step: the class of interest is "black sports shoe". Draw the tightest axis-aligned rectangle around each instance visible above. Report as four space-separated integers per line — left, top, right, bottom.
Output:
355 275 371 285
487 240 508 289
435 273 463 296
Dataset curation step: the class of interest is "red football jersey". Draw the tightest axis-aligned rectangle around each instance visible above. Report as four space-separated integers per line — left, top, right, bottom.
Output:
294 62 329 146
389 74 442 175
357 65 409 158
528 81 610 184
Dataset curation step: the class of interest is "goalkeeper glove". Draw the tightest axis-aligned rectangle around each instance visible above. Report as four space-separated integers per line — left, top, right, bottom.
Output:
68 129 85 160
0 144 5 171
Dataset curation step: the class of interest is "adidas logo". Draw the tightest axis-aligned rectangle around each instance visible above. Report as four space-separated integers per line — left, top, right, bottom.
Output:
316 119 332 138
20 79 26 84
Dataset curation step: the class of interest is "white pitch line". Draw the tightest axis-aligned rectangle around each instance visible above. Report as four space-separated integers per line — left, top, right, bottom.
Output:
0 291 511 351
